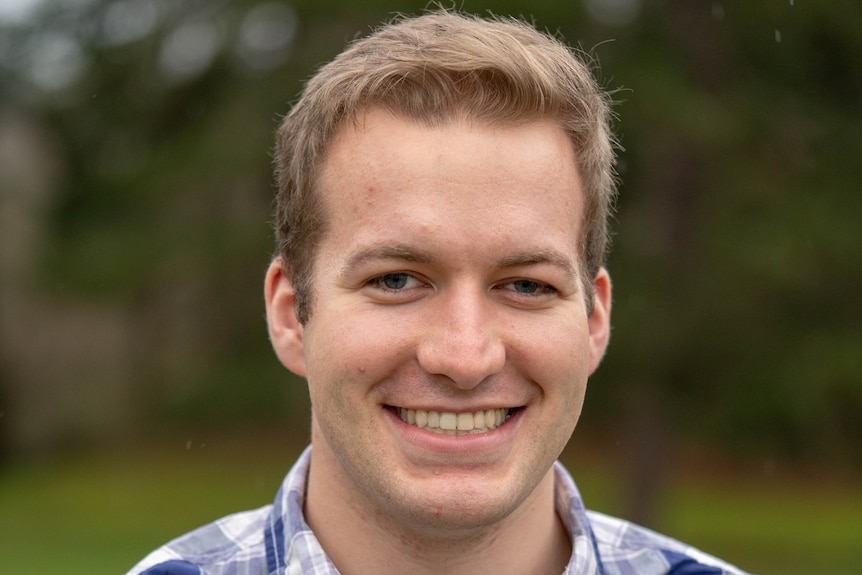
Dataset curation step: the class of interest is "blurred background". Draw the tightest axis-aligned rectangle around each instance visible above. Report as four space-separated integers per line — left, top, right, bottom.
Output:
0 0 860 573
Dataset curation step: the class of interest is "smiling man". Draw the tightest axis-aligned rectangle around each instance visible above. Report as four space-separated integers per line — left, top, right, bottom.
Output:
128 10 749 575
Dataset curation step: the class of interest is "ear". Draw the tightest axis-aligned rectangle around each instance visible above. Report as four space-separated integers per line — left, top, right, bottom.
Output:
587 267 612 374
264 258 307 377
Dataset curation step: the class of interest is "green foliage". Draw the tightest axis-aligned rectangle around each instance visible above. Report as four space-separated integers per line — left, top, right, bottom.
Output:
1 0 859 464
580 0 862 465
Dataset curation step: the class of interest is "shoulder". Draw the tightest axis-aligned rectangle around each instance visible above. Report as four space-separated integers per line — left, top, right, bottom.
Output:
586 510 751 575
125 505 273 575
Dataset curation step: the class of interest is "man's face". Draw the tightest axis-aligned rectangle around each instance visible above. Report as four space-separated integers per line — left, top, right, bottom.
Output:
266 108 611 534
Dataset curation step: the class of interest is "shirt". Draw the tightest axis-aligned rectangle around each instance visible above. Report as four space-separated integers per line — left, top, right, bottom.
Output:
127 446 750 575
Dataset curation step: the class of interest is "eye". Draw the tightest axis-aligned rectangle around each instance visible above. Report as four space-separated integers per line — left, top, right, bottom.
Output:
511 279 543 294
498 278 558 297
368 272 422 292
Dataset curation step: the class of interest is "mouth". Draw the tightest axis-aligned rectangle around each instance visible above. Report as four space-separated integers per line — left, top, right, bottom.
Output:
394 407 520 435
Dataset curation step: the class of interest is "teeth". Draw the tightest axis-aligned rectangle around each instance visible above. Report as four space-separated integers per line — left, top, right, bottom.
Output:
396 407 511 435
456 413 473 431
439 412 456 431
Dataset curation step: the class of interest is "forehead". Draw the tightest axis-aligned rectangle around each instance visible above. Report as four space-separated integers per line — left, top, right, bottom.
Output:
315 108 584 263
321 109 581 196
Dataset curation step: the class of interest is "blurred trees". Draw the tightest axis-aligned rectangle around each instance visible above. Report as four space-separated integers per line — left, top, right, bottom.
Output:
0 0 859 483
583 0 862 469
571 0 862 522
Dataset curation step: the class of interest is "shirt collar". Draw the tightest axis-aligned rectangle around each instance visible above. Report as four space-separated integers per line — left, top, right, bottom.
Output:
265 447 603 575
554 461 606 574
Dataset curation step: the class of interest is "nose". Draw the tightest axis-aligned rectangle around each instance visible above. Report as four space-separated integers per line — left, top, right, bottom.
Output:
416 285 506 389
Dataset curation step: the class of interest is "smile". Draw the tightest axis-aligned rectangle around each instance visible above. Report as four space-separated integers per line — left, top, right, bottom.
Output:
396 407 513 435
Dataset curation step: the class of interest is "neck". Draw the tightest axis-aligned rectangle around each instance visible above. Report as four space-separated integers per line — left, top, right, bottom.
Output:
304 448 571 575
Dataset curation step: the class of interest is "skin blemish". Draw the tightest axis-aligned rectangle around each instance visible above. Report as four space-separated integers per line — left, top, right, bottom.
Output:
365 185 377 205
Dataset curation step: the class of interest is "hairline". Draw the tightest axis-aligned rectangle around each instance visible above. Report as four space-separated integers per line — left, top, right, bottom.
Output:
275 10 616 323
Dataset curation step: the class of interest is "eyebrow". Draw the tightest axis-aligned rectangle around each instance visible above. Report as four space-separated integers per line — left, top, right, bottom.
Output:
340 243 438 277
340 242 578 280
496 249 579 280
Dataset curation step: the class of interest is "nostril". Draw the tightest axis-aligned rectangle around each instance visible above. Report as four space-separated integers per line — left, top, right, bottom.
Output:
417 336 505 389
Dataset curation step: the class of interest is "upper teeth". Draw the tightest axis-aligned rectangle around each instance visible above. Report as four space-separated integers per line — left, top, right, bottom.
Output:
397 408 509 435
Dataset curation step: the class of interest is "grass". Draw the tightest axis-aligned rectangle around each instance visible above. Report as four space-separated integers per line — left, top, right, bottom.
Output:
562 440 862 575
0 430 299 575
1 428 859 574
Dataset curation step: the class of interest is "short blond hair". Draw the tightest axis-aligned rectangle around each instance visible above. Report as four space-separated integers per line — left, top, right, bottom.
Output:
275 10 617 323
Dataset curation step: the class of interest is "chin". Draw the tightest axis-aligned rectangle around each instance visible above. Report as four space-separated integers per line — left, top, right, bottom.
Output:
383 472 538 534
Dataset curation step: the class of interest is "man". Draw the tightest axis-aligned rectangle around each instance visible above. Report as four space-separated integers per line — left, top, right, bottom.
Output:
128 10 749 575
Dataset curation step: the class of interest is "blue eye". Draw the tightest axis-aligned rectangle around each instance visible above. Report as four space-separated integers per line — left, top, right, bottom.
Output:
368 273 421 292
499 278 558 298
511 279 541 294
381 273 410 290
364 272 426 302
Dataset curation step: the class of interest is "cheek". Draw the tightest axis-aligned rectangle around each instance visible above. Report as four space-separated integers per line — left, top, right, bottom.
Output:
517 317 592 385
304 309 375 369
303 311 416 399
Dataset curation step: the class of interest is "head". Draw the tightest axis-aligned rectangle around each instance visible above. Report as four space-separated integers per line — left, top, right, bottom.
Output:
273 10 617 324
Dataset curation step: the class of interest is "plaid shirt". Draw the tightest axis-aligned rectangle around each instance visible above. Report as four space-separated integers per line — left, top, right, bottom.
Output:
127 446 750 575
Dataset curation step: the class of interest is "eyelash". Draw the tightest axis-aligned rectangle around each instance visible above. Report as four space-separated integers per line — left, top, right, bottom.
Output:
499 279 558 297
367 273 558 298
366 273 425 293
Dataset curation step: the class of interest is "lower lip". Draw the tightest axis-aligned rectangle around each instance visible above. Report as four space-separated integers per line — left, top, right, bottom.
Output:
385 407 522 456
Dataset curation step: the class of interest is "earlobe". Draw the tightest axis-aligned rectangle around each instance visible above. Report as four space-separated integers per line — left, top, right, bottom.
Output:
587 267 612 374
264 258 308 376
